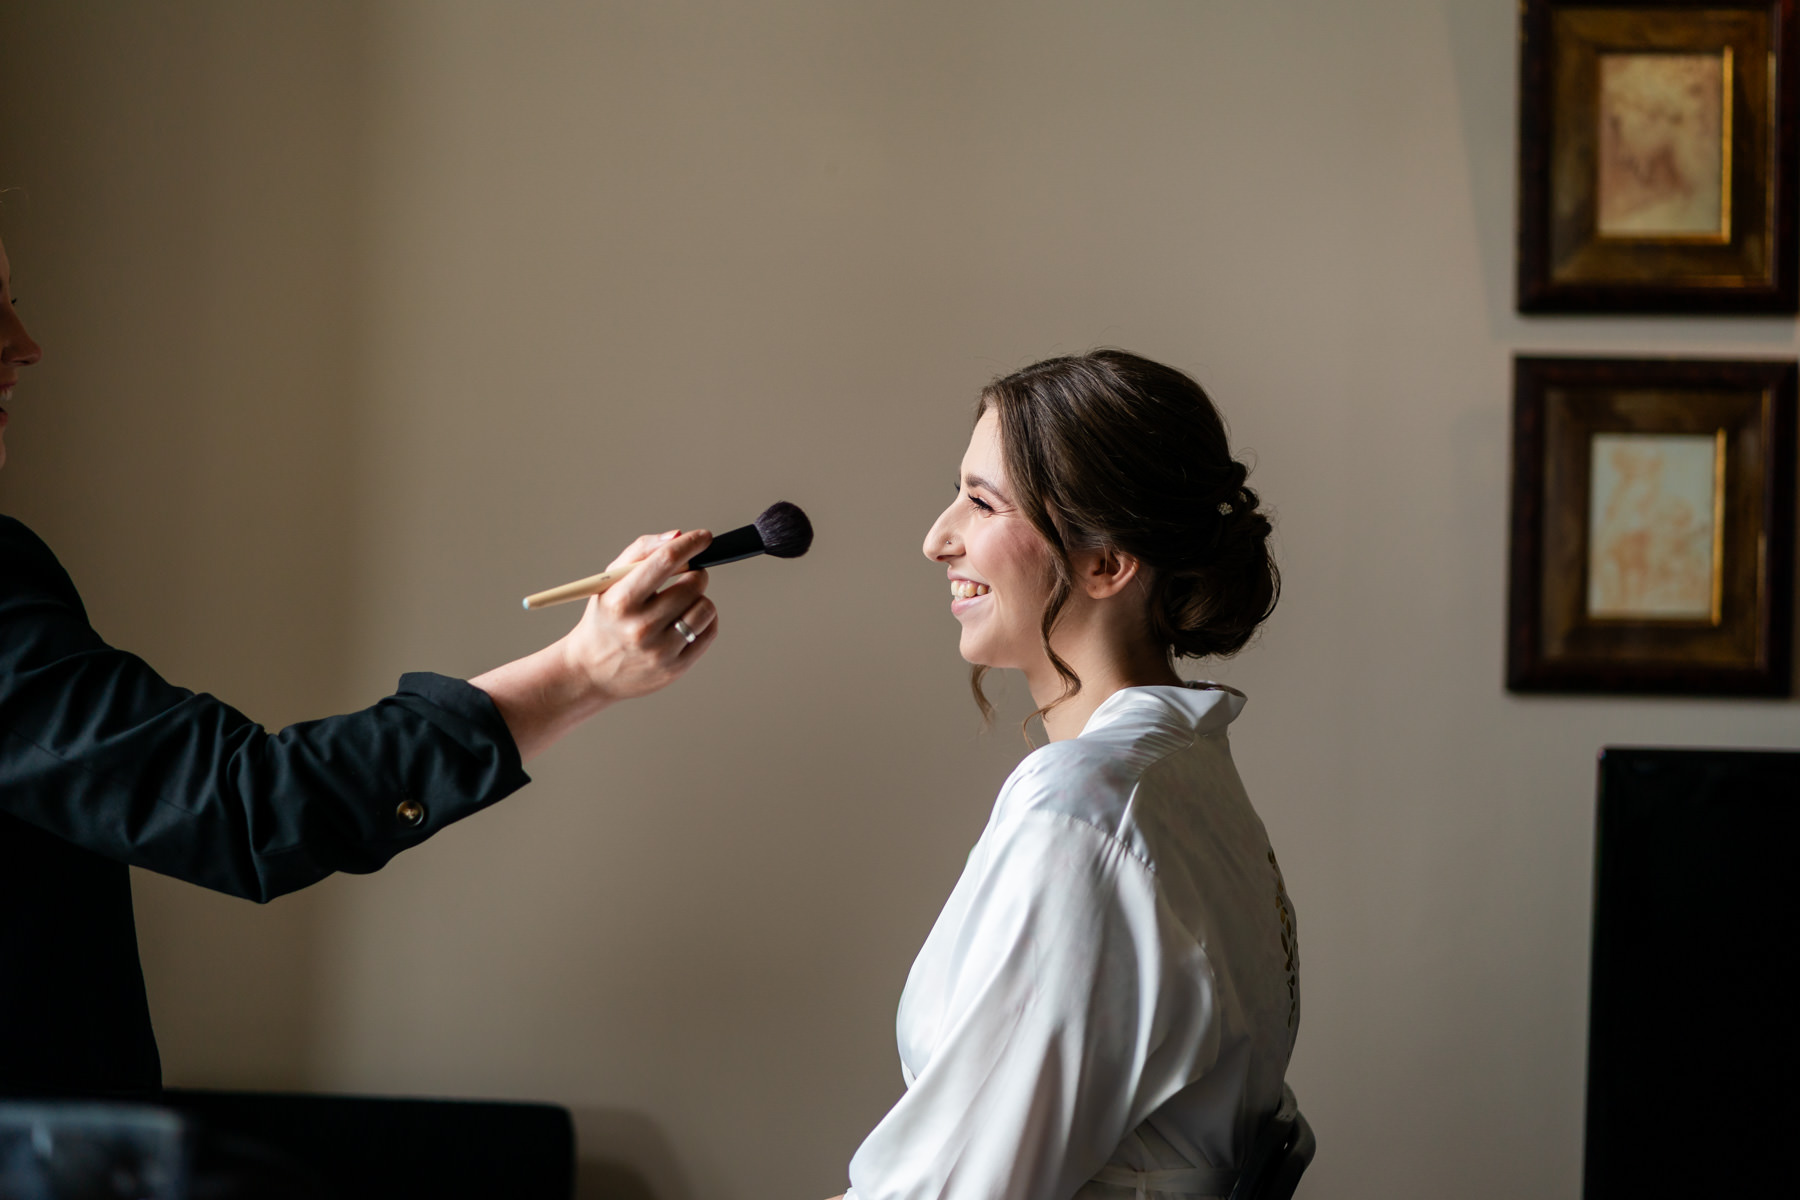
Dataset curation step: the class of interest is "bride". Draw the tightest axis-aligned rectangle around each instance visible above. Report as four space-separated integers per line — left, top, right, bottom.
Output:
840 350 1299 1200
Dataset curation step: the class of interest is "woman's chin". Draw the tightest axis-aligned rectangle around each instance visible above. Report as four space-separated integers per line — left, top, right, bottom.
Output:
956 633 1004 669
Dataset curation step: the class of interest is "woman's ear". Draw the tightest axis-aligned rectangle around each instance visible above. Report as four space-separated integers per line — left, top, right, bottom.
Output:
1072 546 1143 599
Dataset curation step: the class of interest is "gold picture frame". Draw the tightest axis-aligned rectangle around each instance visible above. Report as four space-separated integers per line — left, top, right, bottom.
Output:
1517 1 1800 312
1507 356 1796 694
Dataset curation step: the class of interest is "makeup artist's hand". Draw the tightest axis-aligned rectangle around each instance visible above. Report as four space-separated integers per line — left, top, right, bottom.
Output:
571 528 718 702
470 529 718 762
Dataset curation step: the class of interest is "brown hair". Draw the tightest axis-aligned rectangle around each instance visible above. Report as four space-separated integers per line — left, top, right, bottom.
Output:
972 349 1279 728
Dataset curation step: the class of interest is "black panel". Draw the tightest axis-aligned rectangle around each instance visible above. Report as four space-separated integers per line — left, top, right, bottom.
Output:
162 1090 574 1200
1585 748 1800 1199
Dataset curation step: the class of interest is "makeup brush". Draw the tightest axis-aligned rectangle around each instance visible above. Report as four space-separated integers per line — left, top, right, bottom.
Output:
522 501 814 610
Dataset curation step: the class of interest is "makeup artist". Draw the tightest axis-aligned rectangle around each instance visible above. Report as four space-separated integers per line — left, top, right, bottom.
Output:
0 235 720 1096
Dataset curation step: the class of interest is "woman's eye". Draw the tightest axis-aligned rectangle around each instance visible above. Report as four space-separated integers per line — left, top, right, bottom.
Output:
968 495 993 513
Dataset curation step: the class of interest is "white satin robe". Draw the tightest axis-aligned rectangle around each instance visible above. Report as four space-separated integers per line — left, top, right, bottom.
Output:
843 684 1299 1200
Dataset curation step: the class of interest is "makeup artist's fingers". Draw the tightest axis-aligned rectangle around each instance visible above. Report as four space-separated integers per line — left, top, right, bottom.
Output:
674 596 717 642
676 609 719 662
660 594 717 654
634 568 709 632
608 529 712 610
565 596 708 704
603 530 681 574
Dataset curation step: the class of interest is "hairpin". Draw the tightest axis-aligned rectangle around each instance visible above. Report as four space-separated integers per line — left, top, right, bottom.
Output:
1217 502 1234 516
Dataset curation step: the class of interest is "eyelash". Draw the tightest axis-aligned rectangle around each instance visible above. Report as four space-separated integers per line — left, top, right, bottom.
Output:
953 482 995 514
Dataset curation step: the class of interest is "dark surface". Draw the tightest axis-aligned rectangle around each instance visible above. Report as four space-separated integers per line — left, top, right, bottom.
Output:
0 515 530 1096
1584 747 1800 1199
162 1090 574 1200
1 1102 196 1200
1517 0 1800 314
1505 356 1796 696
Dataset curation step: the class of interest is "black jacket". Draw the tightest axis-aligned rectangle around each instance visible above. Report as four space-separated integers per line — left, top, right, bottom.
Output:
0 516 530 1095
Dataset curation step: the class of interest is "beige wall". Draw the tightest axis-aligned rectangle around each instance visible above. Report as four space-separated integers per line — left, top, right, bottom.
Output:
4 3 1796 1198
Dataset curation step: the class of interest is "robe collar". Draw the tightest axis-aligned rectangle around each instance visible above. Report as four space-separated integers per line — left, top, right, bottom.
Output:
1079 680 1247 740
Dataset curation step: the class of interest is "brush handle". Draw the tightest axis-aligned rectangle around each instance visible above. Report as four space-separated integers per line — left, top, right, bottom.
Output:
521 565 634 610
522 522 768 611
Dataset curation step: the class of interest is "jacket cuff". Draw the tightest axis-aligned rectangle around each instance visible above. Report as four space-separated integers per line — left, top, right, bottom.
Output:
396 671 529 786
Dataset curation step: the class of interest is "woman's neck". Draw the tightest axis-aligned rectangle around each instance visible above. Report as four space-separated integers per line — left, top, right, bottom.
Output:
1024 643 1182 742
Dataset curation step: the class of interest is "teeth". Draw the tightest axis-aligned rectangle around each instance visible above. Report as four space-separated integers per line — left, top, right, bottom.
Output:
952 581 991 599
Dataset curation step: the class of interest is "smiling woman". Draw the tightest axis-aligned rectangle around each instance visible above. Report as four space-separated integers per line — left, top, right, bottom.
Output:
925 350 1279 739
838 352 1302 1200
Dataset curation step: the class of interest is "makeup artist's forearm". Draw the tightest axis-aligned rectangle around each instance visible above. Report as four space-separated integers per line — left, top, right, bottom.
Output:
470 640 610 763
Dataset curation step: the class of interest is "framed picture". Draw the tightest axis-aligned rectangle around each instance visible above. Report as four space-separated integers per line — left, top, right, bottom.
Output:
1507 356 1796 694
1517 1 1800 312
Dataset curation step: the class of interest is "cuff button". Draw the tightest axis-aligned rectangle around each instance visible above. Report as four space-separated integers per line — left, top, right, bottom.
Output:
396 798 426 827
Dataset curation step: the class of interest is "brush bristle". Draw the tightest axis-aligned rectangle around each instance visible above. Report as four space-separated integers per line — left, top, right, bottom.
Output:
753 501 813 559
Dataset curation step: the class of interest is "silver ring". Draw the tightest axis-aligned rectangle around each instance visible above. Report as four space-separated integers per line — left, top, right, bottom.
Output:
673 618 697 645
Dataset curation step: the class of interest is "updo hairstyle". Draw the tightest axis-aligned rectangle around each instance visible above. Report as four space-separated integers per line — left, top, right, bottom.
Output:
973 349 1279 723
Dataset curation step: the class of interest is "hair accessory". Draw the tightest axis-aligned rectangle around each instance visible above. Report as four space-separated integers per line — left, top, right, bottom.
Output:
673 618 698 645
1217 502 1234 516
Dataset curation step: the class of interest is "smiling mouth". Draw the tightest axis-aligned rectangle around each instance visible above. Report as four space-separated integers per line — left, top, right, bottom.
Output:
951 580 991 599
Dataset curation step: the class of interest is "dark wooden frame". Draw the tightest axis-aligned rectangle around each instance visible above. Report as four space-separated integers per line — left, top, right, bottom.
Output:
1507 356 1796 694
1518 0 1800 313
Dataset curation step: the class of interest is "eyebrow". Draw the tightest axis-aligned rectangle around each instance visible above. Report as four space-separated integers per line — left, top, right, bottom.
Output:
963 473 1010 502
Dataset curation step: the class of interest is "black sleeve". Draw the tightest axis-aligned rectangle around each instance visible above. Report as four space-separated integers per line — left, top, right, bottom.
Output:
0 516 531 902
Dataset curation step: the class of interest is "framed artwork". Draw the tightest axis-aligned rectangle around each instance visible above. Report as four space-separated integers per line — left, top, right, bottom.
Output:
1507 356 1796 694
1517 1 1800 312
